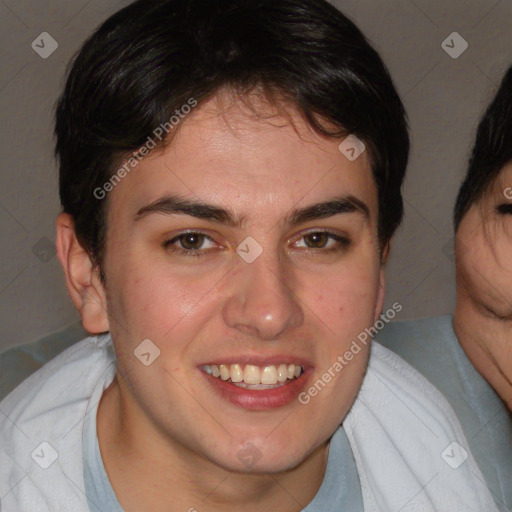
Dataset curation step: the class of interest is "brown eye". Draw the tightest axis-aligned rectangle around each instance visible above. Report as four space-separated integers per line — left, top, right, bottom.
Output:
294 231 351 252
304 232 329 248
179 233 206 250
163 232 217 258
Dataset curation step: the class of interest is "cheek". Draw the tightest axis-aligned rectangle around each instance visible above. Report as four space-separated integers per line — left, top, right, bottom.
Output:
308 264 381 337
459 220 512 295
107 260 225 343
459 238 512 317
494 236 512 281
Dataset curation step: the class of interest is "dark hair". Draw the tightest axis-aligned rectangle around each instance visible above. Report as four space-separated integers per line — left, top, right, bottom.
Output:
454 65 512 230
55 0 409 268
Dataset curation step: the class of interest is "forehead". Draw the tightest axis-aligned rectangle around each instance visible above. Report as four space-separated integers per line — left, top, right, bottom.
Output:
107 92 377 223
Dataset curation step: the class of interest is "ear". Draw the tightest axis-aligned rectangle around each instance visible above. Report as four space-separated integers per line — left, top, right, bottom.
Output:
56 213 109 334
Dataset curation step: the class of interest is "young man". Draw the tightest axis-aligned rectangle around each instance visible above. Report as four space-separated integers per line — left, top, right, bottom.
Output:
0 1 499 510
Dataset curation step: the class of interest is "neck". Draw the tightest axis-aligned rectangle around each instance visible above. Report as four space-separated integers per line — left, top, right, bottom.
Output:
97 375 329 512
454 295 512 410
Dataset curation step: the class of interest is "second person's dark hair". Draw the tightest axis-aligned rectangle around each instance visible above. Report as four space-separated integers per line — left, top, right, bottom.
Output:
454 65 512 229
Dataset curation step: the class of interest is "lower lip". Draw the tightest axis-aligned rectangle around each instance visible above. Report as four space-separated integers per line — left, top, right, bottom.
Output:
200 370 311 410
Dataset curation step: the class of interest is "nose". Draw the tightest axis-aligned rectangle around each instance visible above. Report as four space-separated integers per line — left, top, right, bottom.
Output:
222 250 304 340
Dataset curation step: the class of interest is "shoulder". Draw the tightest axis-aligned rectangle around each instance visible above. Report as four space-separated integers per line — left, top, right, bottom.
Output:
0 322 86 400
375 316 512 509
343 340 501 511
360 338 459 421
375 315 512 437
375 315 508 422
376 314 455 361
0 333 115 428
0 334 116 511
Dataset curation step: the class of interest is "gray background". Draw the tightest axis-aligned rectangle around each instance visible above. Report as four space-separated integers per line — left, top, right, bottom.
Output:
0 0 510 352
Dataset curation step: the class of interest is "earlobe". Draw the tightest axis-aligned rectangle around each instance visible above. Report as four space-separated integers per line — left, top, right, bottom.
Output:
380 242 390 265
56 213 109 334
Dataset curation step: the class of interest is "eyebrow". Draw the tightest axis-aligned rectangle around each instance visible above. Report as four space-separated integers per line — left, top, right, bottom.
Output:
134 194 370 227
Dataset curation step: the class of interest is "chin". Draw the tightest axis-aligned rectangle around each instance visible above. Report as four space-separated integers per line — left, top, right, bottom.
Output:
209 435 321 475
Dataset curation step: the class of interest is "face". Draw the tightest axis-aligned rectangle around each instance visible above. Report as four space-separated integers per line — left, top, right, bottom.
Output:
99 92 384 473
455 162 512 405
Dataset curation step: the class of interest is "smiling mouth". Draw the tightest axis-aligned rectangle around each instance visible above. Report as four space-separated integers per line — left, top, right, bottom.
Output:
201 363 304 389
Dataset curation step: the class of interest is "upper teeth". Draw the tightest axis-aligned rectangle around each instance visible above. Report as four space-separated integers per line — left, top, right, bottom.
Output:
202 363 303 385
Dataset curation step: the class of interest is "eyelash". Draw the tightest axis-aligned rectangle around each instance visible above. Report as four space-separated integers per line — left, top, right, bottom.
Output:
162 230 351 258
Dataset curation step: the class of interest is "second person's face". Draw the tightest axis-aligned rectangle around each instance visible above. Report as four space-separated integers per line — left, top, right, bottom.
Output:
455 162 512 407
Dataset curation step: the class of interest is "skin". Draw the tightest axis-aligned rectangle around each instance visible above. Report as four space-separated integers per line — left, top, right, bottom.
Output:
56 90 385 512
454 162 512 410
